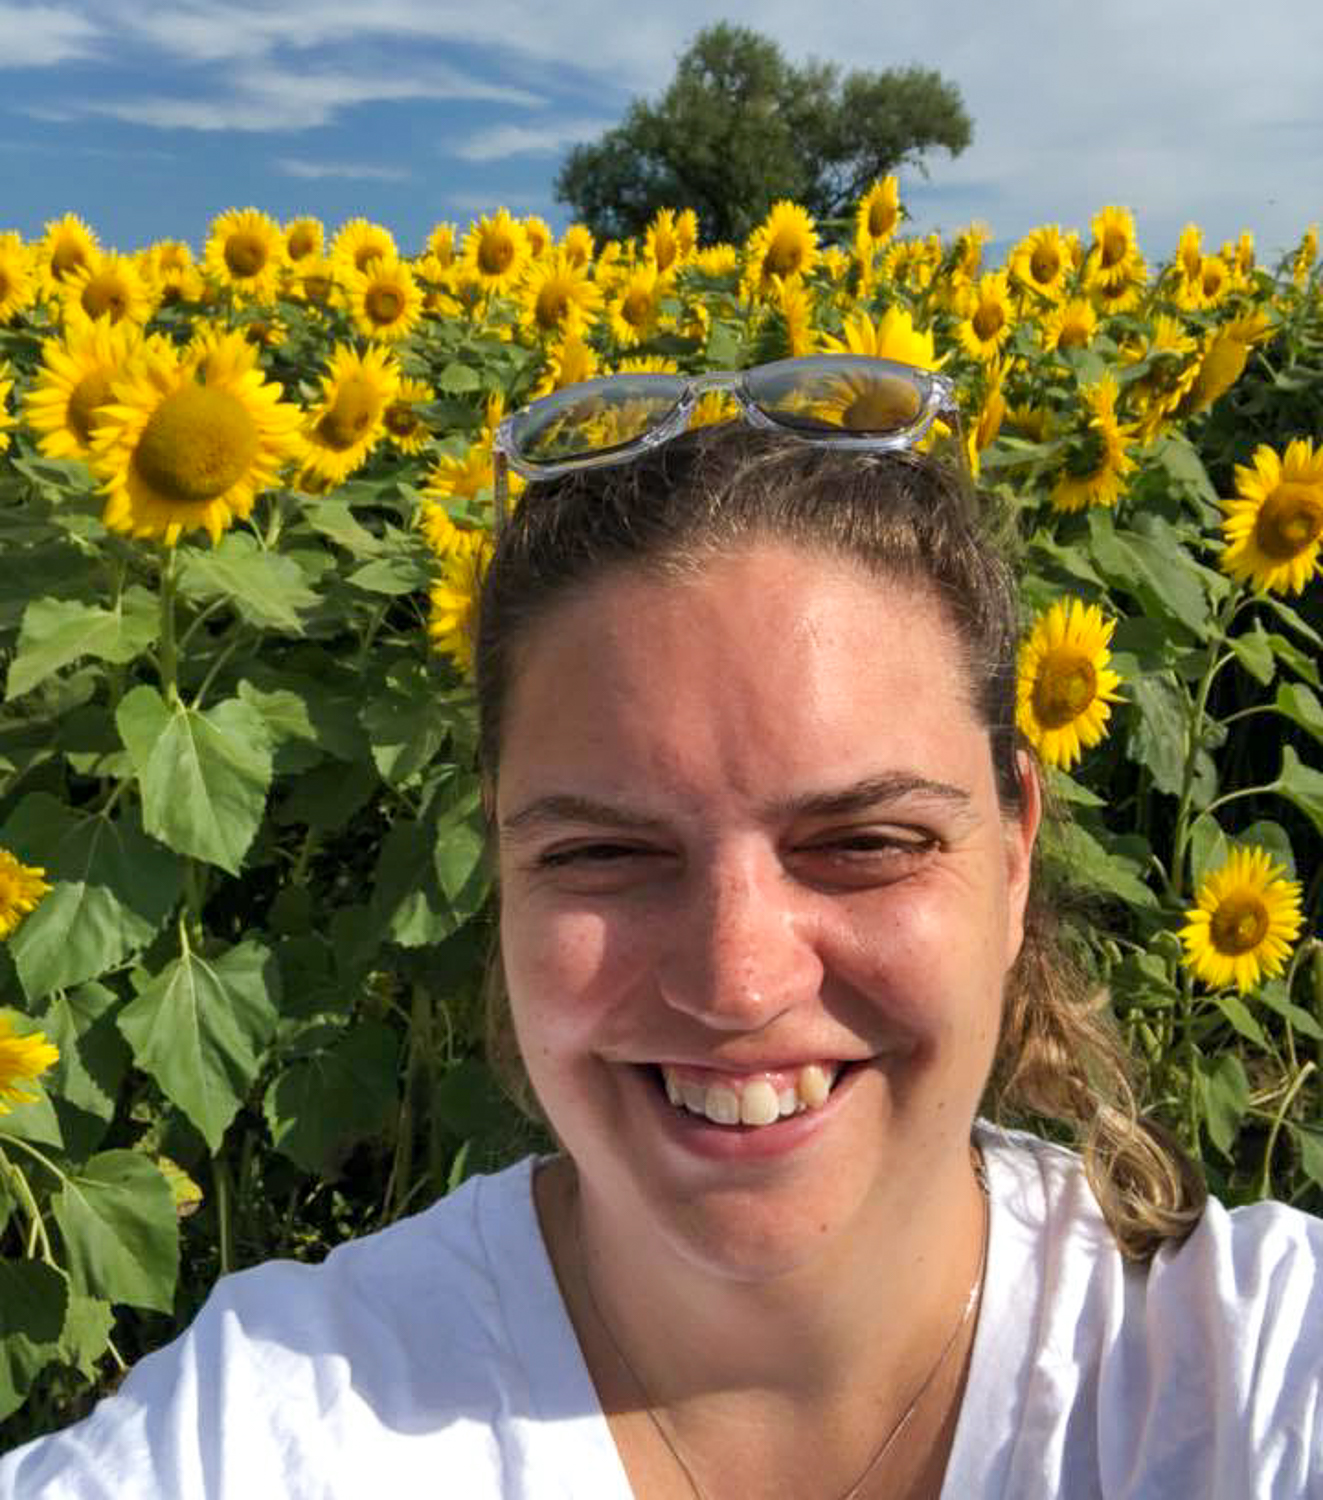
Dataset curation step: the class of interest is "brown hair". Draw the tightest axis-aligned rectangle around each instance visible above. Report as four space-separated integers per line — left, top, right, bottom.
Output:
474 423 1206 1260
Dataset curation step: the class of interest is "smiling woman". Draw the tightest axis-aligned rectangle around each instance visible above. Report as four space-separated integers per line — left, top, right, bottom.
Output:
2 416 1320 1500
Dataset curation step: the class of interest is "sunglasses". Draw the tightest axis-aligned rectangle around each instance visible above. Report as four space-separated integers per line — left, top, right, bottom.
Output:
491 354 962 524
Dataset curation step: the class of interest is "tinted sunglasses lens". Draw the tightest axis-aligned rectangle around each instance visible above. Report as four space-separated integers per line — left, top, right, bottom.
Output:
510 376 689 465
746 360 926 436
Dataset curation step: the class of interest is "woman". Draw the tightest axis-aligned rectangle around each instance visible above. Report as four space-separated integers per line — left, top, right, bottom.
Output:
3 358 1320 1498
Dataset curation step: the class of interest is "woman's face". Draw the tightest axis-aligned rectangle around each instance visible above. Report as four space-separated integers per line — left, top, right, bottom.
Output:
495 542 1038 1278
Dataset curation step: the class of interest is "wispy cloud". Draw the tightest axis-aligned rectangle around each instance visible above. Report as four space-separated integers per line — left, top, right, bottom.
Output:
449 118 615 163
72 62 542 132
0 3 100 67
276 156 410 182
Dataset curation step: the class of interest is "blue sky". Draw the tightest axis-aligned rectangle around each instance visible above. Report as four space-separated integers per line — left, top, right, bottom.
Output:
3 0 1321 267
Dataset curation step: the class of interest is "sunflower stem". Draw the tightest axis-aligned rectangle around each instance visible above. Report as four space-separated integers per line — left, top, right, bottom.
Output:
0 1147 56 1265
1258 1061 1315 1201
157 546 181 706
213 1152 234 1277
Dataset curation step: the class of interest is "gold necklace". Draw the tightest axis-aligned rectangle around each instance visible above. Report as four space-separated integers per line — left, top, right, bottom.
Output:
574 1154 990 1500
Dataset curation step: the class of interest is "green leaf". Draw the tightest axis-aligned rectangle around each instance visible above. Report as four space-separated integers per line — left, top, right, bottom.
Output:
346 556 432 595
50 1150 178 1312
1 795 184 1000
0 1007 63 1147
1229 619 1276 686
1261 593 1323 648
263 1022 399 1176
432 773 490 915
1045 821 1158 908
1263 632 1319 686
235 682 324 774
1235 820 1297 876
1256 980 1323 1041
1148 432 1220 508
361 661 454 784
1088 512 1207 637
274 759 376 832
36 983 131 1161
1043 767 1105 807
117 940 281 1152
0 1259 68 1421
1273 745 1323 839
1195 1052 1250 1159
437 361 481 394
299 498 384 557
1207 990 1268 1048
433 1058 511 1141
1124 672 1189 796
178 533 319 634
5 590 158 701
1188 813 1230 890
116 686 273 874
1288 1122 1323 1190
1274 682 1323 745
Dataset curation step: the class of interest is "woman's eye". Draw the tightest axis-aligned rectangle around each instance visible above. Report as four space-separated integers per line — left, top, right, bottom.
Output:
538 842 659 869
796 831 939 868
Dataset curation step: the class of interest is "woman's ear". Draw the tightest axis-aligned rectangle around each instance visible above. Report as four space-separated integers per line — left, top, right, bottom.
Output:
1004 749 1042 958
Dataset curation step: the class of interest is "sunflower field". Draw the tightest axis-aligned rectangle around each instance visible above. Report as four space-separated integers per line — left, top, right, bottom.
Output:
1 187 1321 1441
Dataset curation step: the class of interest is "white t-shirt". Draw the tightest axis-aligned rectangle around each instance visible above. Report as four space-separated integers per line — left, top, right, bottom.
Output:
2 1126 1320 1498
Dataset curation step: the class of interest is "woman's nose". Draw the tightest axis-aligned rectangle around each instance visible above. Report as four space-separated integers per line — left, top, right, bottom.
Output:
654 855 823 1031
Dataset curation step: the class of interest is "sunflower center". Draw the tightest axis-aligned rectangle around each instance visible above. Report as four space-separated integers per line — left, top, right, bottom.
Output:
764 233 805 278
536 285 569 329
317 376 381 450
384 401 420 437
134 385 260 505
1030 246 1060 284
478 233 515 276
287 228 317 260
1066 430 1108 481
1209 894 1271 955
68 370 116 445
51 240 88 279
302 274 333 304
1057 319 1090 351
1253 483 1323 561
82 276 127 320
653 235 678 273
0 268 11 301
365 284 404 324
869 203 897 239
225 234 268 279
622 290 652 327
1033 647 1098 728
1100 228 1128 269
973 303 1005 342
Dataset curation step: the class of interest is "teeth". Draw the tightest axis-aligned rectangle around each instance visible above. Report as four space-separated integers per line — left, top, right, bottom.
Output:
739 1080 780 1126
660 1063 842 1128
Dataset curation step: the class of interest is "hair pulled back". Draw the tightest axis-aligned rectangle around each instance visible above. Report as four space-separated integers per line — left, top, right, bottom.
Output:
474 424 1205 1261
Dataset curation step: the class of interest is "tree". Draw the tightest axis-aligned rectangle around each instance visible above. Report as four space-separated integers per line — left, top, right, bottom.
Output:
554 24 972 245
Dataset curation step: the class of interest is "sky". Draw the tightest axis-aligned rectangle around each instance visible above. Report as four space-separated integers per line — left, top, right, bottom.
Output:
2 0 1321 267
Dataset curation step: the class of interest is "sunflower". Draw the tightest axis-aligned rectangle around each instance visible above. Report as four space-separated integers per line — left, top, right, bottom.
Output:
531 333 600 398
0 363 13 453
645 208 687 276
144 239 202 305
0 1015 59 1114
346 254 423 342
298 343 400 488
283 216 324 265
1040 297 1097 354
93 333 301 545
691 244 739 278
205 208 285 301
819 306 939 370
1016 599 1122 771
426 222 458 267
967 364 1006 477
956 272 1015 361
1291 224 1318 286
1123 314 1200 441
460 209 530 298
559 223 596 270
1011 225 1071 303
518 253 603 341
1086 205 1141 290
37 213 99 298
416 500 461 557
0 847 51 942
1180 847 1303 994
609 264 667 346
428 528 493 673
1219 438 1323 595
61 250 154 328
855 176 901 255
25 319 149 461
1050 377 1138 513
1234 230 1256 278
523 215 553 260
746 201 819 291
290 256 340 308
880 236 940 293
331 218 398 278
1178 312 1272 417
0 231 36 323
382 377 433 455
769 275 816 357
687 391 740 430
424 444 494 503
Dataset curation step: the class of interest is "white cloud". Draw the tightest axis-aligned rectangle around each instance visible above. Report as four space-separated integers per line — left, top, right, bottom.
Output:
449 118 615 163
0 3 99 66
276 156 410 181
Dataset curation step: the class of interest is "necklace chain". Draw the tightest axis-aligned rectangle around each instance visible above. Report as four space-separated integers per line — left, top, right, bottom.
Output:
574 1152 991 1500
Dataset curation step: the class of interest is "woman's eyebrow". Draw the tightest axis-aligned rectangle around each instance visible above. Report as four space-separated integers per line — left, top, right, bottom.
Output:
501 774 970 840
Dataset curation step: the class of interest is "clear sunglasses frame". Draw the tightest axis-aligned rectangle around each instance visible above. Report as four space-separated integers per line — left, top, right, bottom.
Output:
490 354 963 525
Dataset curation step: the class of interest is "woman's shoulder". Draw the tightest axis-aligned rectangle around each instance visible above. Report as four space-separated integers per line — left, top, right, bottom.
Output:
964 1122 1323 1496
0 1157 566 1500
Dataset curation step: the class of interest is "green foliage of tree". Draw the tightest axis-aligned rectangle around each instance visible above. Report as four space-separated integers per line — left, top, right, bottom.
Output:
554 23 973 245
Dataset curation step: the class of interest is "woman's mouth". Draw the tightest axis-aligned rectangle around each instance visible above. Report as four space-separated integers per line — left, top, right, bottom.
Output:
655 1061 851 1128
